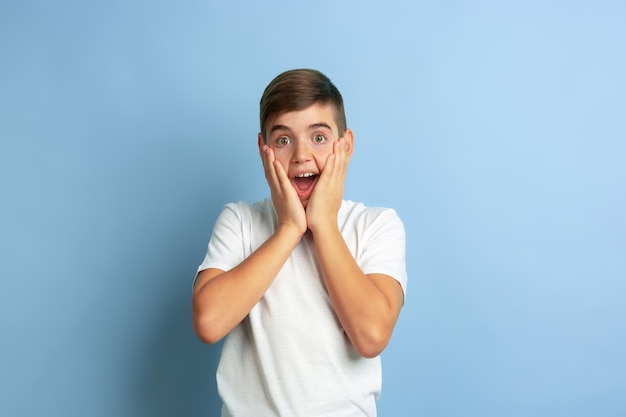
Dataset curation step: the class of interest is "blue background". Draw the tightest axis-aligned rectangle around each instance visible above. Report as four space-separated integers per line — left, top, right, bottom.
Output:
1 1 625 416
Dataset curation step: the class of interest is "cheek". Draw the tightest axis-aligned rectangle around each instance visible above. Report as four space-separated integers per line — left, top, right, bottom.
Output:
314 151 332 170
313 142 336 168
272 148 292 167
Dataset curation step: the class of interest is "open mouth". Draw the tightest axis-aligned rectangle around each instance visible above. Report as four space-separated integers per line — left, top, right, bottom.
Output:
293 172 318 195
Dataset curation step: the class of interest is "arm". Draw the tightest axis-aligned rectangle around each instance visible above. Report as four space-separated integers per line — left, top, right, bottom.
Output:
312 225 404 358
192 224 302 344
307 138 404 358
192 144 307 344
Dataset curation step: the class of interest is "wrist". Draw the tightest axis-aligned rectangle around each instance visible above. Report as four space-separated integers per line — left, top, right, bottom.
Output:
308 219 339 237
276 222 306 242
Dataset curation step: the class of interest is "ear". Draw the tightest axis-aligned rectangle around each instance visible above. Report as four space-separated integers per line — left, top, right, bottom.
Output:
257 133 265 154
343 128 355 162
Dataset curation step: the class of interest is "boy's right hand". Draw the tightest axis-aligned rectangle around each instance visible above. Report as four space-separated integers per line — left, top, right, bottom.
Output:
260 145 307 236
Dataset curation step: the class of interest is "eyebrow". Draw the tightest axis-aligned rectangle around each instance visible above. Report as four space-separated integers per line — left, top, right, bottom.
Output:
269 122 333 134
309 122 333 131
269 124 291 134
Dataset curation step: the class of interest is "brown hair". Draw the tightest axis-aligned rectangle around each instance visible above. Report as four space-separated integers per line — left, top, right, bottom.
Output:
259 69 347 141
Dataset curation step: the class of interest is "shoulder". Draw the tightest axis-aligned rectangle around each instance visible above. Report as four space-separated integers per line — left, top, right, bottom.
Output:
222 198 274 219
218 199 276 233
340 200 404 229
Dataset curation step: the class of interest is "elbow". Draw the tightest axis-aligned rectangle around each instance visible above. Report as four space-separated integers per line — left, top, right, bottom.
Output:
192 303 227 345
351 329 392 359
193 319 225 345
354 341 388 359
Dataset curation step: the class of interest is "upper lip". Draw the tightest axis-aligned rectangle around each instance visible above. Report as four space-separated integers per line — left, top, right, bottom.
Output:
293 171 318 178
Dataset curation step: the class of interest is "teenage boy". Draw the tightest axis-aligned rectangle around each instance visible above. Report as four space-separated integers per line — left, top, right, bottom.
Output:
192 69 407 417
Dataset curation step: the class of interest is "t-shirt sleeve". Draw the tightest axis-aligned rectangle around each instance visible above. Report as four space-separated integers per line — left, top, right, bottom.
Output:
197 203 246 275
359 208 408 299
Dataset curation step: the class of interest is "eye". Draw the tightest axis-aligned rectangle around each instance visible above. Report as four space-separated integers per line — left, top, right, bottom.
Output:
277 136 292 146
312 134 326 143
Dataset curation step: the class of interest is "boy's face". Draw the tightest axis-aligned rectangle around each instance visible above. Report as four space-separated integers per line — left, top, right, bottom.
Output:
258 102 354 208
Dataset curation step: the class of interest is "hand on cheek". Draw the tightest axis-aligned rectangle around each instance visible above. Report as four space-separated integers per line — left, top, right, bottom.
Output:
307 139 349 232
260 145 307 235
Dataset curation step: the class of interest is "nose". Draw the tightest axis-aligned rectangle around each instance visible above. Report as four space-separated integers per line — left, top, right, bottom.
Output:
292 139 313 163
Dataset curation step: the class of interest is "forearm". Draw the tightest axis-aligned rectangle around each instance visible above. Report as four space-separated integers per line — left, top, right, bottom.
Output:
193 225 302 343
311 223 401 358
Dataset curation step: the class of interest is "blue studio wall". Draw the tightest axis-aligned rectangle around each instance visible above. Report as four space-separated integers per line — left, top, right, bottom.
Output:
1 1 625 416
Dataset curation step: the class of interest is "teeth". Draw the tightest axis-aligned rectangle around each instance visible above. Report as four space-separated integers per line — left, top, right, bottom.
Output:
296 173 315 178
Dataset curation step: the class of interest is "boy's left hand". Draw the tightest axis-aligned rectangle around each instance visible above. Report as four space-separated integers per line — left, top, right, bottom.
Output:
306 138 349 233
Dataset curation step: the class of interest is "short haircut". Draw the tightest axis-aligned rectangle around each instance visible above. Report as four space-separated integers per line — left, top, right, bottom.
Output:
259 69 347 142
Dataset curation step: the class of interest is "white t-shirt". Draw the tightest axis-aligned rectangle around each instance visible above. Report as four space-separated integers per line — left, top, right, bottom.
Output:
197 199 407 417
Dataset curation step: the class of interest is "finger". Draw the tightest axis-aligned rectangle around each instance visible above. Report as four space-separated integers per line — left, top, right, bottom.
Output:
338 138 349 161
337 139 349 175
273 158 292 189
261 146 280 188
319 153 336 184
327 140 346 182
260 145 271 171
